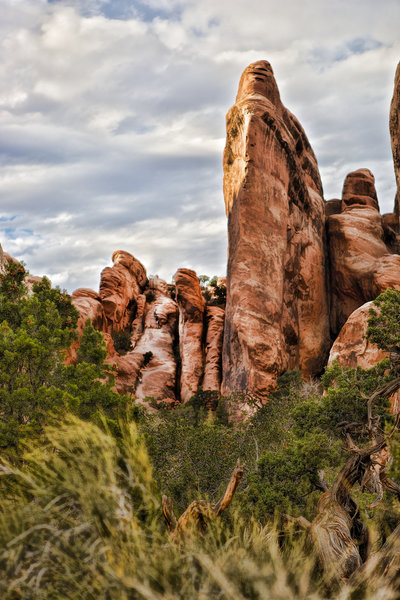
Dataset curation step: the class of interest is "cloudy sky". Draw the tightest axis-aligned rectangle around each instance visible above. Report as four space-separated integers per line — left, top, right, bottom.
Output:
1 0 399 292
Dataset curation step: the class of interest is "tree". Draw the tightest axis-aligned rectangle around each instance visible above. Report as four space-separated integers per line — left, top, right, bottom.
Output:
0 260 133 459
366 288 400 352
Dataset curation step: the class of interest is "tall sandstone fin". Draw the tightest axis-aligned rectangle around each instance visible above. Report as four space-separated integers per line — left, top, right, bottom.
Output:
390 61 400 223
222 60 330 398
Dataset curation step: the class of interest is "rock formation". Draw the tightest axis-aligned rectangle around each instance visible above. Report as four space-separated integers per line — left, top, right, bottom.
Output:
203 306 225 392
67 252 224 406
174 269 205 403
99 250 147 332
327 169 400 335
7 59 400 409
113 277 179 404
327 301 387 370
222 60 330 398
390 61 400 224
327 301 400 414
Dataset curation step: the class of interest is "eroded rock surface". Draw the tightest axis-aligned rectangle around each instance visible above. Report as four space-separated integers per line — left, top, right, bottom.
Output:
68 252 224 406
327 169 400 335
222 60 330 398
390 61 400 223
327 302 387 370
99 250 147 331
203 306 224 392
113 280 179 404
174 269 205 403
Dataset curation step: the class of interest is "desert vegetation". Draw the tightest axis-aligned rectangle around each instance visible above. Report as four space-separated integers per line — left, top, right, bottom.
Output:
1 262 400 598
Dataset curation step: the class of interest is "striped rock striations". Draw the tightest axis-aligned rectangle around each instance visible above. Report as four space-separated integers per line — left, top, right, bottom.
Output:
70 253 225 406
327 169 400 336
61 59 400 406
222 60 330 398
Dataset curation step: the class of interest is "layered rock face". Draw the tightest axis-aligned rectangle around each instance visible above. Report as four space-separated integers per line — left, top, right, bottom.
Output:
70 252 225 405
390 61 400 223
42 60 400 405
222 60 330 397
174 269 205 403
327 169 400 335
99 250 147 331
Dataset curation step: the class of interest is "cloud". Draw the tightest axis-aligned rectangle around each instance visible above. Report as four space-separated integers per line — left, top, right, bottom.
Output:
0 0 399 291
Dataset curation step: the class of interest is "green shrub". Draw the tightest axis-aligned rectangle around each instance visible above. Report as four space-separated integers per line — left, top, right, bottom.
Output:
145 289 156 303
111 328 133 354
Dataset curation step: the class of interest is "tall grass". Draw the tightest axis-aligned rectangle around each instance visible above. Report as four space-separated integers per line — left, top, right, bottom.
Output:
0 416 398 599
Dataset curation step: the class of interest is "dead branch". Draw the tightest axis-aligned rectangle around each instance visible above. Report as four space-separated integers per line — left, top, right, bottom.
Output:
214 459 245 516
317 470 329 492
162 495 177 532
163 459 245 543
283 514 311 530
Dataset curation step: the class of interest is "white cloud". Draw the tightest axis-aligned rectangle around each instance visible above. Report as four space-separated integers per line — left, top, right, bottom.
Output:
0 0 399 291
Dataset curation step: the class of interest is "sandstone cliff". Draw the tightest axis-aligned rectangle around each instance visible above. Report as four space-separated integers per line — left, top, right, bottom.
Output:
6 58 400 408
327 169 400 335
70 252 225 406
222 60 330 398
390 61 400 223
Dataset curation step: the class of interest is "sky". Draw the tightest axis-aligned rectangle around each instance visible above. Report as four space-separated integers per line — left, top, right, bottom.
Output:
0 0 399 292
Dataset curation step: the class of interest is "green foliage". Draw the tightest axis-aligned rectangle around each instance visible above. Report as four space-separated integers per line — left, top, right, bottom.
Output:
145 289 156 303
199 274 227 307
248 432 341 517
143 395 248 514
143 350 153 366
111 328 133 355
0 415 396 599
199 274 210 286
367 288 400 351
0 261 131 459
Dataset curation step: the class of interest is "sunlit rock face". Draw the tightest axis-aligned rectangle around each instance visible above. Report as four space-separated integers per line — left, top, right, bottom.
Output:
327 301 387 370
99 250 148 332
222 60 330 398
390 61 400 224
68 253 224 406
174 269 205 403
327 169 400 336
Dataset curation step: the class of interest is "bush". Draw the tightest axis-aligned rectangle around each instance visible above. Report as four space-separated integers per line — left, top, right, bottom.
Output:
0 261 132 459
111 328 133 354
145 289 156 303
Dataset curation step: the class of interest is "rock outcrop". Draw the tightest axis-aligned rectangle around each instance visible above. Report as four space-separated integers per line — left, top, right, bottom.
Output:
390 61 400 223
222 60 330 398
327 301 387 370
174 269 205 403
113 277 179 403
8 59 400 410
203 306 225 392
67 252 224 406
327 169 400 335
100 250 147 331
328 301 400 413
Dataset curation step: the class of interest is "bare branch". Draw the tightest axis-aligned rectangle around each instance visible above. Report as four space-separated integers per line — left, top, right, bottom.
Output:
283 514 311 530
214 459 245 516
162 495 177 532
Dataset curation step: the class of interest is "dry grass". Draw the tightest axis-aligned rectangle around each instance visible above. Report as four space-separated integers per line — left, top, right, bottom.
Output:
0 415 398 599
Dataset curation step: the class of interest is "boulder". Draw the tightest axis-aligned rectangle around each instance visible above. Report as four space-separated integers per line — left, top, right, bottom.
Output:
327 302 387 370
222 60 330 398
328 302 400 414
